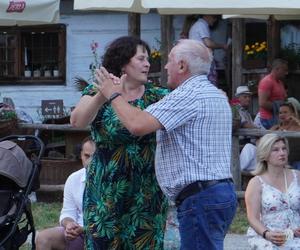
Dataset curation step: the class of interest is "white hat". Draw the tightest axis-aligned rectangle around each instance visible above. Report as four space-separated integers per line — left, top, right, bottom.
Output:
235 86 252 97
287 97 300 112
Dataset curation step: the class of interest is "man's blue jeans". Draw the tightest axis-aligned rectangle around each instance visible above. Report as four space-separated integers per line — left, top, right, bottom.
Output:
176 181 237 250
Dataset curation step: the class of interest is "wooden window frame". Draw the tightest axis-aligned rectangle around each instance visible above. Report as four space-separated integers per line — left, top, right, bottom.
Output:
0 24 66 85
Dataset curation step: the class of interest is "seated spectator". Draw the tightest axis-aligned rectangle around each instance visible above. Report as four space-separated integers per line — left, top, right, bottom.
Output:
270 102 300 131
240 139 259 172
234 86 258 129
245 133 300 249
35 137 96 250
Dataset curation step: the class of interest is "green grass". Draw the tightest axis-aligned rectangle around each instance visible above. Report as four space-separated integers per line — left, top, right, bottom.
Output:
20 202 61 250
19 202 248 249
229 205 249 234
31 202 61 230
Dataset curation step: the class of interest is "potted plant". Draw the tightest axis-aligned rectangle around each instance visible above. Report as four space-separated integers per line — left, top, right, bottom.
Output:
24 66 31 77
243 41 267 69
33 65 41 77
149 48 161 73
53 65 60 77
43 65 52 77
0 102 18 138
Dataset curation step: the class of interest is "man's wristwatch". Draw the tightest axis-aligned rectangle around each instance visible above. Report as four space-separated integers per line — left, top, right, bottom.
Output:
108 92 122 104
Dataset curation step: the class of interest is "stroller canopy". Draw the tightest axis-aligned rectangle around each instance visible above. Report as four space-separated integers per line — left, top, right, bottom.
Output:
0 140 32 188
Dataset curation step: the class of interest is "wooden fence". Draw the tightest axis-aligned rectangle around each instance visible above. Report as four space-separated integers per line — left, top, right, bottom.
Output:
18 124 300 195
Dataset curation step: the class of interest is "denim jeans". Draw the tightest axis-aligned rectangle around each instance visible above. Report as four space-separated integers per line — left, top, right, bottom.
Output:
260 116 277 129
176 181 237 250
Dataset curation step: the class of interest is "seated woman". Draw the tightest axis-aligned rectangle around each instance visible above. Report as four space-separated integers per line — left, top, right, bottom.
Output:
245 133 300 249
270 102 300 131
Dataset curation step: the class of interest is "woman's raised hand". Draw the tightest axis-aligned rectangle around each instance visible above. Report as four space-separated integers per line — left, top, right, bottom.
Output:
94 67 122 100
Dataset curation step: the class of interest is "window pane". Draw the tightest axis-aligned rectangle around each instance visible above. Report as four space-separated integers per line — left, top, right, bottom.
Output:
0 32 17 77
0 24 66 83
22 31 59 74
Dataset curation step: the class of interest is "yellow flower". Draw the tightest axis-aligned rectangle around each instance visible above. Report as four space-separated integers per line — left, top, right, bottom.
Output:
244 41 267 60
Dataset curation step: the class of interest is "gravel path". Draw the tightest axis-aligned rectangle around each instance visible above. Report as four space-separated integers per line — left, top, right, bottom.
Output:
224 233 251 250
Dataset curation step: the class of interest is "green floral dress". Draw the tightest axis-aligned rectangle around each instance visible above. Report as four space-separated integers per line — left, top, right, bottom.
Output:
82 83 169 250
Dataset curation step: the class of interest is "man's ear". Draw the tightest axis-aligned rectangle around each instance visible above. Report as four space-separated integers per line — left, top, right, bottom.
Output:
179 60 187 72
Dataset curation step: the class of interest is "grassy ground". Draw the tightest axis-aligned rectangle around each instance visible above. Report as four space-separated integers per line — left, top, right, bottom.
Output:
30 202 248 233
229 205 248 234
19 201 248 249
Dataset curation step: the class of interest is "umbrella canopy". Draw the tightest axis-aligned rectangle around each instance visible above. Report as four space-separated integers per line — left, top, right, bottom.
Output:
74 0 149 14
223 14 300 20
142 0 300 15
0 0 60 26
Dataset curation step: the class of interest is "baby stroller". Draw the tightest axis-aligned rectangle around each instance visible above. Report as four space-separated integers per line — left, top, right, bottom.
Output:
0 135 44 250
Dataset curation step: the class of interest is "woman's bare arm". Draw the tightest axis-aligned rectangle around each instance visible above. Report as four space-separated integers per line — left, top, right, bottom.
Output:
70 92 106 128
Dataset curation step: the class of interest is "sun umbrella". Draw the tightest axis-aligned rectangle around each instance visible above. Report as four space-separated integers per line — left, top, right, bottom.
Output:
74 0 149 14
142 0 300 15
0 0 60 26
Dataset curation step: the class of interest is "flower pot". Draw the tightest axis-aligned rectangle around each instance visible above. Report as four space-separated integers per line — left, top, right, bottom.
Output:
243 59 266 69
53 70 60 77
44 70 52 77
24 70 31 77
33 70 41 77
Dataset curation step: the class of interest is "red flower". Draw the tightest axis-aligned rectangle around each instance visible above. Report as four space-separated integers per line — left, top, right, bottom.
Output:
90 41 99 53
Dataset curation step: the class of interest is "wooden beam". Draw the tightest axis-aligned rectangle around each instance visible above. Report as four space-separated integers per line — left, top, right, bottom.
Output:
231 19 244 98
39 184 64 192
231 135 241 191
19 123 90 132
267 15 280 66
128 13 140 37
160 15 173 85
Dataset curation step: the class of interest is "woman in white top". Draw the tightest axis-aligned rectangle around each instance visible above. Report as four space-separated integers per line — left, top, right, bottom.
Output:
245 133 300 249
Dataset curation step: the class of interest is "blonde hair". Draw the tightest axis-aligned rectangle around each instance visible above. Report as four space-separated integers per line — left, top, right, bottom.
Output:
252 133 289 175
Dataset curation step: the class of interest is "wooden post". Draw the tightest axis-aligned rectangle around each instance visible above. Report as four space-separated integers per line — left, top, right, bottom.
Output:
160 15 173 86
231 135 241 191
231 19 244 98
267 15 280 67
128 13 140 37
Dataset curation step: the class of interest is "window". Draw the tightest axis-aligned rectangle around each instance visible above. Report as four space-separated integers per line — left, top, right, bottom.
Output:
0 24 66 84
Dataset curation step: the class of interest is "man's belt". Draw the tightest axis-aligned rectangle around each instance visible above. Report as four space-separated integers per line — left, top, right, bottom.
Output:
175 178 233 207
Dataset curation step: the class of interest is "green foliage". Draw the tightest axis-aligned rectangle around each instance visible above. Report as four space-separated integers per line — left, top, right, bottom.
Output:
0 109 17 121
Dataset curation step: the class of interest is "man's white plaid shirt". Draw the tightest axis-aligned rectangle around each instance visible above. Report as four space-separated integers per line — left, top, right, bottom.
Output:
145 75 233 201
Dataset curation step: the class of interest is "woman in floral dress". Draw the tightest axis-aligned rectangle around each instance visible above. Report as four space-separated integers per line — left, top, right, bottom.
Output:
70 36 168 250
245 133 300 249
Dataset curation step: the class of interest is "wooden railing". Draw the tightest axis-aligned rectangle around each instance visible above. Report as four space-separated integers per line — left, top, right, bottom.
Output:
19 123 90 132
18 124 300 196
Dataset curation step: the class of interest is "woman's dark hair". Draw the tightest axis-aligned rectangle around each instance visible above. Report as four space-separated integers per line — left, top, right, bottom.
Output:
102 36 151 77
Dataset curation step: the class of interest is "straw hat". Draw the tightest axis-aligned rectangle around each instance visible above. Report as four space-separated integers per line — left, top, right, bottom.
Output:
235 86 252 97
